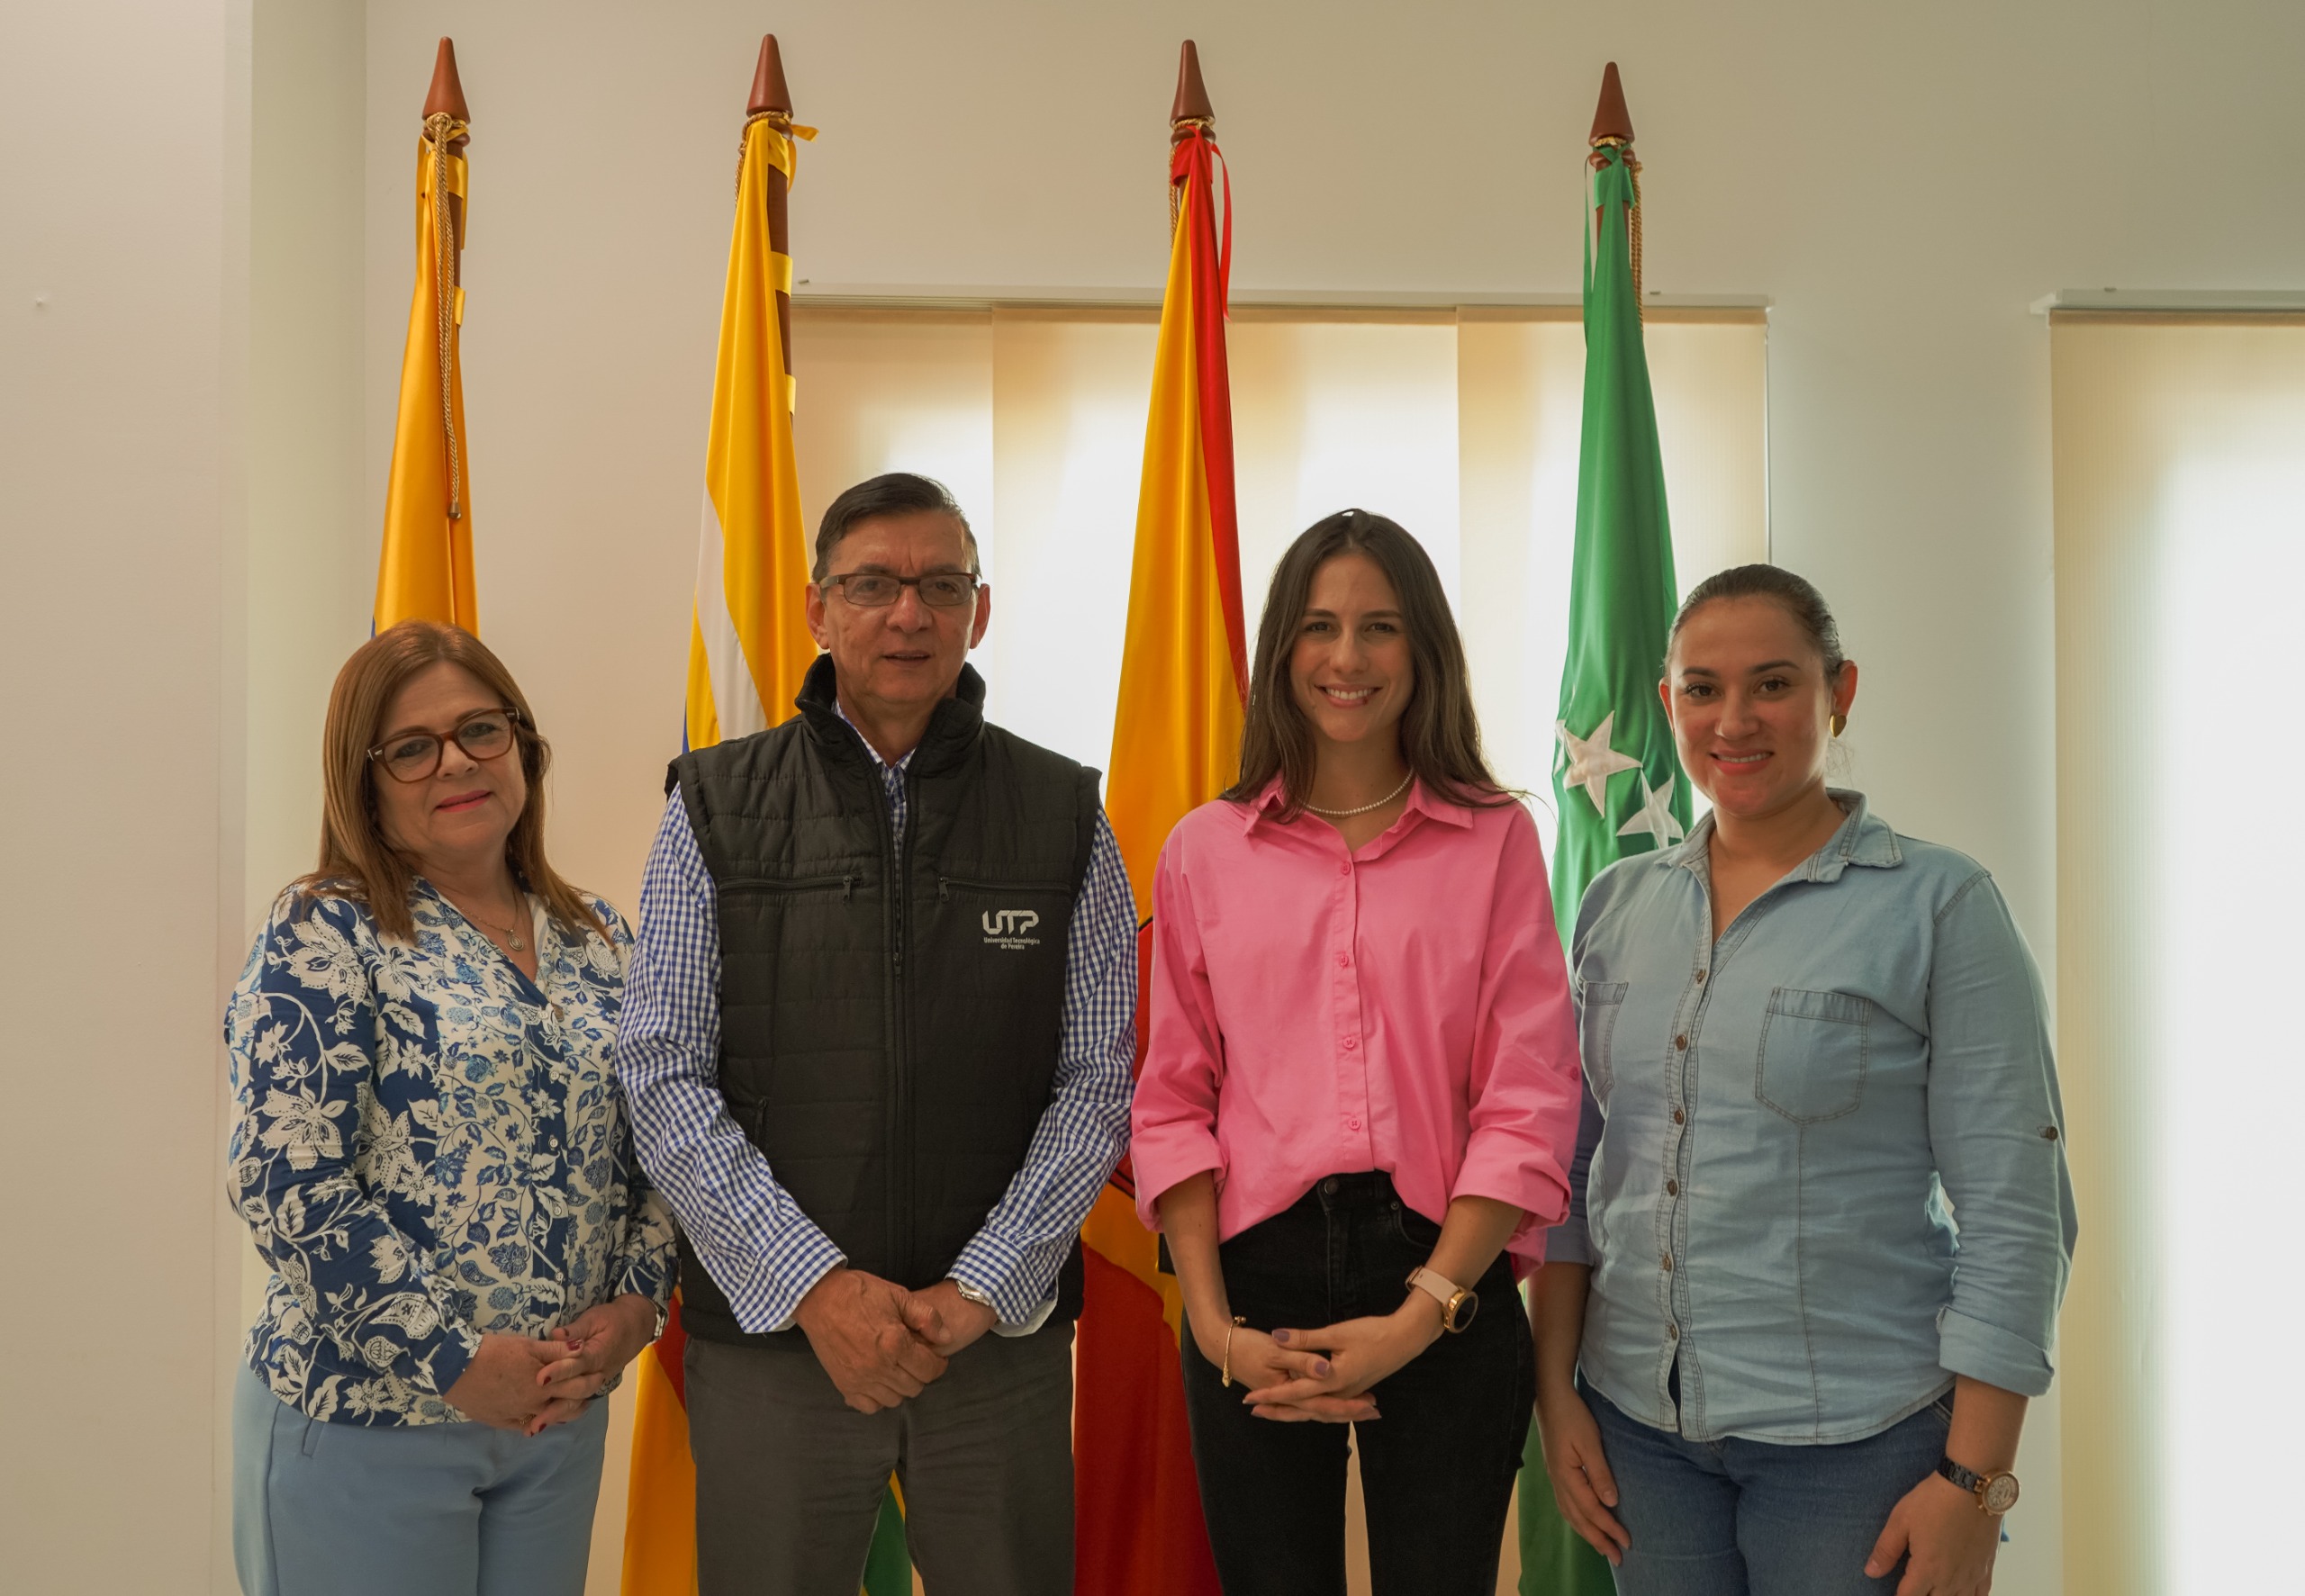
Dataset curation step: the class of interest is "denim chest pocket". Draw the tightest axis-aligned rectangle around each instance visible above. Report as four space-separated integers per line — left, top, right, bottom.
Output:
1578 981 1630 1101
1755 986 1870 1123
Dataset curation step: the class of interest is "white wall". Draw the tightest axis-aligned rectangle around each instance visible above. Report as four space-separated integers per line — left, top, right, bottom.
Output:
8 0 2301 1589
2 1 249 1591
346 14 2305 1584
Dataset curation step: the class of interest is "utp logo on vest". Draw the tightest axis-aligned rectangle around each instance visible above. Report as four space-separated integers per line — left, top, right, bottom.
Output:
981 908 1043 950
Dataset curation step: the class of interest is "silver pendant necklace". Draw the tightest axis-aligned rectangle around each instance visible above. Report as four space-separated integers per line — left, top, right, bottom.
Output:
1304 770 1415 818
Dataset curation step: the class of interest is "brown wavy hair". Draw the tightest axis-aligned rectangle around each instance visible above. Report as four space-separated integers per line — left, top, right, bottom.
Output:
295 621 605 944
1224 509 1513 818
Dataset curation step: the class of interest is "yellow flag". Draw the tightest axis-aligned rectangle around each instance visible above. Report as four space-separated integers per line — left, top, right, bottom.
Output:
683 117 818 748
375 118 477 634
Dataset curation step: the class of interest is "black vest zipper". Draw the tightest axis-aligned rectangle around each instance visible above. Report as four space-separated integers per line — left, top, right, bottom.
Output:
890 766 917 1276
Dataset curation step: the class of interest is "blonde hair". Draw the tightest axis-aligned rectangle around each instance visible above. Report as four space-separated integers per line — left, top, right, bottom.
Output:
295 621 606 944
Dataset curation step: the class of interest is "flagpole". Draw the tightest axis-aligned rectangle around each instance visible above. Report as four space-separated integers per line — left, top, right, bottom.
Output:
375 37 477 631
1587 61 1641 312
748 35 798 383
421 39 471 526
423 39 469 283
1171 39 1213 143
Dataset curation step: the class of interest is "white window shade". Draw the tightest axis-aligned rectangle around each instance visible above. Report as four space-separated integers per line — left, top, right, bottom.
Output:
2050 312 2305 1596
788 302 1767 799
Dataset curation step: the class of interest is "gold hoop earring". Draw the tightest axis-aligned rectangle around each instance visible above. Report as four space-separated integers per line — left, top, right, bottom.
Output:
1830 712 1848 738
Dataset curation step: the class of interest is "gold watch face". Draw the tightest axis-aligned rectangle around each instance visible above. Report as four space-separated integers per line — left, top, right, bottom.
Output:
1981 1474 2020 1514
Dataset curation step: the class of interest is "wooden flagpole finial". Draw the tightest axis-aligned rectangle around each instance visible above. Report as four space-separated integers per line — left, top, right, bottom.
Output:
1590 60 1634 144
423 37 470 122
749 34 793 116
1171 40 1215 126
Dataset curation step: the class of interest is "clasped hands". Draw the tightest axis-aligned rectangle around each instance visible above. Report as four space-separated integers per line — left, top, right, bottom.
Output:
1212 1291 1447 1424
797 1267 1000 1414
441 1292 659 1435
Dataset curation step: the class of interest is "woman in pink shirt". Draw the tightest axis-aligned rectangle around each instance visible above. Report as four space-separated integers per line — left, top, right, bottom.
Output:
1133 509 1583 1595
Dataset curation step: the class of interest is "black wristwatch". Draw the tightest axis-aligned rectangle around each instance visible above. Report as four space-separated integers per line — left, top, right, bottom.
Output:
1937 1456 2020 1515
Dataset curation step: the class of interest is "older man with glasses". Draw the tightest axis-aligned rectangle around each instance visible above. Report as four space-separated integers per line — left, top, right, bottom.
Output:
620 472 1135 1596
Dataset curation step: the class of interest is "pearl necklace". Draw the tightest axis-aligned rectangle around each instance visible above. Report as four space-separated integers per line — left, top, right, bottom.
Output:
1303 771 1415 818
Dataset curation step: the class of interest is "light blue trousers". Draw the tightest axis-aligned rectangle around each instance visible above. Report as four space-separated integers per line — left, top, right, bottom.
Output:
233 1363 607 1596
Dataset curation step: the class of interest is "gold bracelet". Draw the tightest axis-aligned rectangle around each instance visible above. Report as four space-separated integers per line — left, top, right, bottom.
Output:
1220 1315 1247 1387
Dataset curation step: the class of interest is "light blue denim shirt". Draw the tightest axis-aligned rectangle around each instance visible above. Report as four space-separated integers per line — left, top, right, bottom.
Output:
1548 790 2076 1445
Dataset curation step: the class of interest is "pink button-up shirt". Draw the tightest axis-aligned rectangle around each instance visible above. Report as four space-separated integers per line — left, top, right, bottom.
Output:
1130 779 1582 1266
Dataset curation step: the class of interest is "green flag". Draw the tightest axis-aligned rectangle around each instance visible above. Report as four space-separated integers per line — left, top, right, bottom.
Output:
862 1485 911 1596
1517 134 1688 1595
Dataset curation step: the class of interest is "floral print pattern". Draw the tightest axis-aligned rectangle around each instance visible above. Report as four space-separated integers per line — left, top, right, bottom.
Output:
226 882 676 1425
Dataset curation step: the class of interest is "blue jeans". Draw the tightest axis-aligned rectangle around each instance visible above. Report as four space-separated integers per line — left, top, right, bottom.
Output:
232 1362 607 1596
1584 1381 1950 1596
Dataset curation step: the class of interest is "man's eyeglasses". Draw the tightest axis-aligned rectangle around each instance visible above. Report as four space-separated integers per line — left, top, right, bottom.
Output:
821 570 980 609
369 707 524 784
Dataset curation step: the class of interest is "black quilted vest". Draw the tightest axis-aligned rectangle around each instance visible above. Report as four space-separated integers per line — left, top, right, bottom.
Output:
667 654 1100 1347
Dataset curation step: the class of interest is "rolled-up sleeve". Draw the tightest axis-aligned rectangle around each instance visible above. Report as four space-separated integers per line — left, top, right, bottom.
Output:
1129 838 1227 1231
1451 807 1583 1257
1924 872 2078 1396
1543 1078 1605 1267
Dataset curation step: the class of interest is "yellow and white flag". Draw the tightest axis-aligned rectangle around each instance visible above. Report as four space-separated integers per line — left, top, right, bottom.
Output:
682 114 818 746
623 94 822 1596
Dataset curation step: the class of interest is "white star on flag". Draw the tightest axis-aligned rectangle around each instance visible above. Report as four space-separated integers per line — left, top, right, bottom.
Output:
1616 771 1686 845
1556 711 1642 815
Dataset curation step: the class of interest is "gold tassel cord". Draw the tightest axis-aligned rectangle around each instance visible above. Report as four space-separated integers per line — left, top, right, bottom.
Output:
1169 116 1214 238
1594 136 1644 322
423 112 468 521
733 110 818 198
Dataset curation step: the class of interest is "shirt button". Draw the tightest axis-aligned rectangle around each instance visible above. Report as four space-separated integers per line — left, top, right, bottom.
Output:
1339 862 1352 877
1337 952 1351 968
1695 969 1707 984
1342 1038 1359 1050
1348 1118 1361 1131
1672 1107 1686 1124
1668 1323 1680 1340
1675 1034 1688 1050
1666 1178 1679 1196
1661 1254 1675 1273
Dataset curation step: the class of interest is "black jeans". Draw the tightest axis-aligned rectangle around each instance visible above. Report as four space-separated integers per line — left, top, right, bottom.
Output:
1180 1172 1534 1596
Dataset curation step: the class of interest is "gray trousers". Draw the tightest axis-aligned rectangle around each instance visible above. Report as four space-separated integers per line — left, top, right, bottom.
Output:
686 1323 1074 1596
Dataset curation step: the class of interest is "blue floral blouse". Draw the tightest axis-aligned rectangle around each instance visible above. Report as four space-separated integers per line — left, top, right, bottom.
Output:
225 881 677 1426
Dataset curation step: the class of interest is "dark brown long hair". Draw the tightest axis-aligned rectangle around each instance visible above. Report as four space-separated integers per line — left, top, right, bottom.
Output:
296 621 606 944
1224 509 1512 817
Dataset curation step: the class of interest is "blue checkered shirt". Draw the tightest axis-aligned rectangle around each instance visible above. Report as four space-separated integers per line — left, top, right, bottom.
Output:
621 721 1136 1335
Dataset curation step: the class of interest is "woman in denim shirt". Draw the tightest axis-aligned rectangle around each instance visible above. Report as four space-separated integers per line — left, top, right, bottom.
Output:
1530 567 2075 1596
225 623 676 1596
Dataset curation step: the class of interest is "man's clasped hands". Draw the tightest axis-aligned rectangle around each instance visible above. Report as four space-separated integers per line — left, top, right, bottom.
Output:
792 1268 1003 1414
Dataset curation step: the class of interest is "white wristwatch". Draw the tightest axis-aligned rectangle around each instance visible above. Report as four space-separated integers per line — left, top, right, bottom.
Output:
949 1278 997 1312
1406 1267 1478 1333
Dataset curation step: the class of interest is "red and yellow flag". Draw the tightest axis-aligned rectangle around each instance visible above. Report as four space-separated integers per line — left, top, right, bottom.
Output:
375 39 477 634
1073 45 1240 1595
